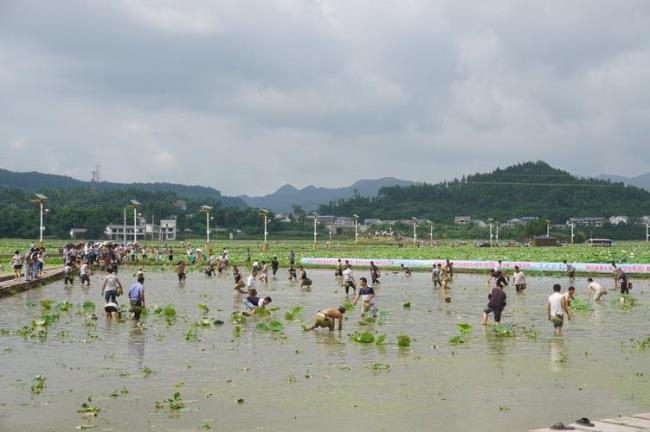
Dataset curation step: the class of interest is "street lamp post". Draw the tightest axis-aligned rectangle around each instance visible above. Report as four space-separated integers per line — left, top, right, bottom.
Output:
429 221 433 242
495 222 500 244
411 217 418 244
489 223 494 246
646 222 649 242
128 200 141 244
123 207 127 244
311 213 319 248
259 209 269 244
33 194 48 245
352 214 360 244
545 219 551 237
571 223 575 244
200 205 213 244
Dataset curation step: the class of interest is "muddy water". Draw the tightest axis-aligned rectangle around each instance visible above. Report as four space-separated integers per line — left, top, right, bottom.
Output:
1 269 649 431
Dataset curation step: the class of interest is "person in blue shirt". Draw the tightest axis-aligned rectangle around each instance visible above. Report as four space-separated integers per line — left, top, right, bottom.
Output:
128 275 146 321
352 277 377 318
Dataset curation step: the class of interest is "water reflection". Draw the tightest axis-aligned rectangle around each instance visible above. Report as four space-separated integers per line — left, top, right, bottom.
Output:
548 338 567 373
128 324 145 368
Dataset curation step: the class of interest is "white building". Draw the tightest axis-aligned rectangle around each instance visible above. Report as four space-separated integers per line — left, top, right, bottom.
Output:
566 217 607 227
159 218 177 241
454 216 472 225
609 216 629 225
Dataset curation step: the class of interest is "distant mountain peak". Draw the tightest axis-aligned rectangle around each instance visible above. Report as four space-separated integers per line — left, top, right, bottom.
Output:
241 177 414 212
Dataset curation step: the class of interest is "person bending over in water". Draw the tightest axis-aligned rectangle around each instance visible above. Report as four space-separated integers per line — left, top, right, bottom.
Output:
299 266 312 288
482 283 506 325
304 307 346 331
587 277 607 301
243 294 272 313
288 265 297 281
400 264 411 276
104 301 119 319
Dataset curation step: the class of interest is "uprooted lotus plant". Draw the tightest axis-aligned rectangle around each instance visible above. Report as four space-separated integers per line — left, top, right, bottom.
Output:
154 305 177 324
570 298 592 312
397 334 411 347
351 331 375 343
284 306 303 321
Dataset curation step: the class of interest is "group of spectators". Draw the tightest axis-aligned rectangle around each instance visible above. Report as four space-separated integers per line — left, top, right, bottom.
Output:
10 245 46 281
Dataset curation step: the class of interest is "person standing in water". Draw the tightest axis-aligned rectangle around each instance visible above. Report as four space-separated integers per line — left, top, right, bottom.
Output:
369 261 381 285
432 263 442 287
342 264 356 295
176 260 187 282
335 259 343 277
128 275 146 321
101 268 123 303
512 266 527 293
79 260 91 287
271 256 279 276
352 277 377 319
547 284 570 336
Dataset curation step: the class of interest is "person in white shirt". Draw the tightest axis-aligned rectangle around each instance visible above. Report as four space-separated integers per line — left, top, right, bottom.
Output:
547 284 570 336
342 265 356 295
246 270 258 291
79 261 91 286
586 277 607 301
494 260 502 273
512 266 527 293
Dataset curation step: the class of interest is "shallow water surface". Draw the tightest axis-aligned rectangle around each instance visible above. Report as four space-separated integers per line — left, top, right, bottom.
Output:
1 269 649 431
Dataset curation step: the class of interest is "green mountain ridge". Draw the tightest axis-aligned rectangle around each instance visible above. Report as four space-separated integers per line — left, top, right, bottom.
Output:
318 161 650 223
0 168 246 207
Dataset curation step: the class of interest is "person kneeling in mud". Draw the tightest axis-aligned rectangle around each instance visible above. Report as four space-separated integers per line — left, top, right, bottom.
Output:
352 277 377 319
299 266 312 288
243 294 272 314
304 307 346 331
204 264 215 277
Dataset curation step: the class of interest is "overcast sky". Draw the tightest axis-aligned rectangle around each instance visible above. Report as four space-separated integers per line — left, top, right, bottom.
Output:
1 1 649 196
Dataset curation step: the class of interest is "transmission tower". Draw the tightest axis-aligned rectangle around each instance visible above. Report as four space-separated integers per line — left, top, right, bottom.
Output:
91 165 101 192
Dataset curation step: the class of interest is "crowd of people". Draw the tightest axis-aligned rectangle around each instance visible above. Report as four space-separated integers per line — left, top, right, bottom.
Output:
10 241 636 335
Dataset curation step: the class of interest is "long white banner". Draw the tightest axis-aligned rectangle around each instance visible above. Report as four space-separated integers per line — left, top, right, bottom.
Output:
300 257 650 274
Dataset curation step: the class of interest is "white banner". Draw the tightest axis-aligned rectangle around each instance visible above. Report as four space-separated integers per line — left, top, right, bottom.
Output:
300 257 650 274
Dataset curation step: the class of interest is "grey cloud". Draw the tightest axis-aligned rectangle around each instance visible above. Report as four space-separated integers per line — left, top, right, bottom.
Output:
1 0 649 195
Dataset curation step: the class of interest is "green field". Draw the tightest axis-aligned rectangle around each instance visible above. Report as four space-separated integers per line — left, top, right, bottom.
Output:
1 238 649 273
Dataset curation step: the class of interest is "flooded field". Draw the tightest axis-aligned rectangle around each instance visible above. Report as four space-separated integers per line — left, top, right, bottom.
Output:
1 268 649 431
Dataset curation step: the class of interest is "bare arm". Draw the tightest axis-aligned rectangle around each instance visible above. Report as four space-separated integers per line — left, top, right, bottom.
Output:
352 292 361 305
546 303 551 320
562 298 570 321
338 316 343 331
